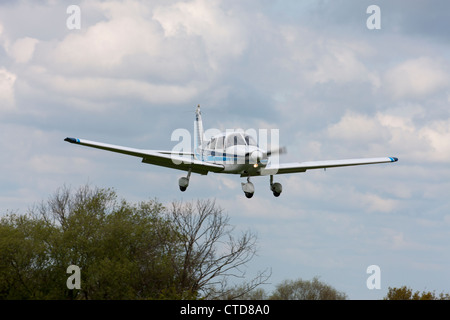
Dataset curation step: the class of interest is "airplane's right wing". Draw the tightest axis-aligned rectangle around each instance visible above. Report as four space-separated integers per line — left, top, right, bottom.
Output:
64 137 224 175
259 157 398 176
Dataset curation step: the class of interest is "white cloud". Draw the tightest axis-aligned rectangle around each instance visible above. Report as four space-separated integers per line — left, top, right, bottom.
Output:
419 120 450 162
39 73 199 106
325 109 450 163
310 40 376 85
53 3 162 72
384 57 449 99
273 25 380 89
327 112 389 143
153 0 247 70
358 192 398 213
7 37 39 63
27 0 250 108
49 0 246 78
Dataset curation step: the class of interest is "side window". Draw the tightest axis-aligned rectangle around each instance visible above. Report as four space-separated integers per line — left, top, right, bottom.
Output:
209 138 216 150
216 136 224 150
225 135 233 148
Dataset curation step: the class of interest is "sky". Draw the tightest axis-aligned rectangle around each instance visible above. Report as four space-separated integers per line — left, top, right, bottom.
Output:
1 0 450 299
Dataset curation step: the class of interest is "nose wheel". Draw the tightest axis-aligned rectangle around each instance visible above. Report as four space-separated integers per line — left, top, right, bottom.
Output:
270 175 282 197
241 176 255 199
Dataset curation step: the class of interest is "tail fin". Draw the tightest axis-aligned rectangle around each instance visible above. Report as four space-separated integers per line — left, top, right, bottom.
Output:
194 105 204 158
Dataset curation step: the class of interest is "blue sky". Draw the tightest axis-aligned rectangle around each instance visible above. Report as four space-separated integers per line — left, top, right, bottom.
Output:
1 0 450 299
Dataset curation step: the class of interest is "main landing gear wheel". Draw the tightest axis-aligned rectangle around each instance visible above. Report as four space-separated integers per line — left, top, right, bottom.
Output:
241 177 255 199
270 175 282 197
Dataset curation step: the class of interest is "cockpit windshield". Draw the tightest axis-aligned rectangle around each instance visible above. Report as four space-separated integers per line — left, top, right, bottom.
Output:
225 133 245 147
206 133 258 150
223 133 258 148
244 134 257 146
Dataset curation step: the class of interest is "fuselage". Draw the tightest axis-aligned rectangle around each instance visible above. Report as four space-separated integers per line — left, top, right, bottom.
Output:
195 131 268 175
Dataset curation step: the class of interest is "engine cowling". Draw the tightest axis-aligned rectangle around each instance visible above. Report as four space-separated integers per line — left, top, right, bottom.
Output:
249 150 263 164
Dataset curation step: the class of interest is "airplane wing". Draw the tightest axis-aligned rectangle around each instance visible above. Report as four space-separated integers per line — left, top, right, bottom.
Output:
64 137 224 175
258 157 398 176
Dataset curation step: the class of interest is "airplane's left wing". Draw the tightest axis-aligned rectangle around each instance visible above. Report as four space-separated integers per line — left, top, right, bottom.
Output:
259 157 398 176
64 137 224 175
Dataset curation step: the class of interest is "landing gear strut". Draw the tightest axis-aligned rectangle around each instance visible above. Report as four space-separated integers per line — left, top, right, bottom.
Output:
270 175 282 197
179 168 191 192
241 176 255 198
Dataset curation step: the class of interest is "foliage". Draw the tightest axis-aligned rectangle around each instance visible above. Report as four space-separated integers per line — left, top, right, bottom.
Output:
0 185 267 300
269 277 347 300
384 286 450 300
5 184 448 301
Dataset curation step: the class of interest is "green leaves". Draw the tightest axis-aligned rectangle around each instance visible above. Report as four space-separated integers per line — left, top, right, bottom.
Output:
384 286 450 300
0 185 265 300
0 186 182 299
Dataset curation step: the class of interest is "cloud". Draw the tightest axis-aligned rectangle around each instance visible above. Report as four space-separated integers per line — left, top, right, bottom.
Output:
325 108 450 163
153 0 247 70
309 40 378 86
358 192 398 213
327 112 390 144
19 0 250 110
49 0 246 77
36 72 200 107
384 57 449 99
50 4 164 77
0 68 16 110
7 37 39 63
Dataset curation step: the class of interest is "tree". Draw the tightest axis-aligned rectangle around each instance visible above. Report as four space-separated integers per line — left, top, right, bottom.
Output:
269 277 347 300
0 185 268 299
1 185 182 299
167 199 270 299
384 286 450 300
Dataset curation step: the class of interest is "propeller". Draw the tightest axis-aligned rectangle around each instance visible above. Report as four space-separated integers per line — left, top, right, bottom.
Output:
265 146 287 157
245 146 287 164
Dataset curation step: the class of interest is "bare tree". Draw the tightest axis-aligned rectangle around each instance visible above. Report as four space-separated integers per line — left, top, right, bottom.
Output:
168 199 270 299
29 184 117 229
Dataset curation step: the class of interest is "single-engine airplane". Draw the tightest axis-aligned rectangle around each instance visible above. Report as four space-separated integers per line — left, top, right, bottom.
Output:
65 105 398 198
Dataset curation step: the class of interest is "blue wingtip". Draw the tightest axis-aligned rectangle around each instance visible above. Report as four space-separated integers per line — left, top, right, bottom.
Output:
64 137 79 143
390 157 398 162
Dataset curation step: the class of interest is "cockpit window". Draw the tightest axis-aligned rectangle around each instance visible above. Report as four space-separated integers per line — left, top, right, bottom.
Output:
225 133 246 148
215 136 224 150
244 134 257 146
206 138 216 150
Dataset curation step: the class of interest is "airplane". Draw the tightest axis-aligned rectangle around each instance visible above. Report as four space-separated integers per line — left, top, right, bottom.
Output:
64 105 398 198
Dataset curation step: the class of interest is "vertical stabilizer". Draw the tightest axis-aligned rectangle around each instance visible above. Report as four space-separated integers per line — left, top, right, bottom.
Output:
194 105 204 159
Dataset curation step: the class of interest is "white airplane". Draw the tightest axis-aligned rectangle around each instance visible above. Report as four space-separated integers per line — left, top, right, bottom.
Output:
65 105 398 198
